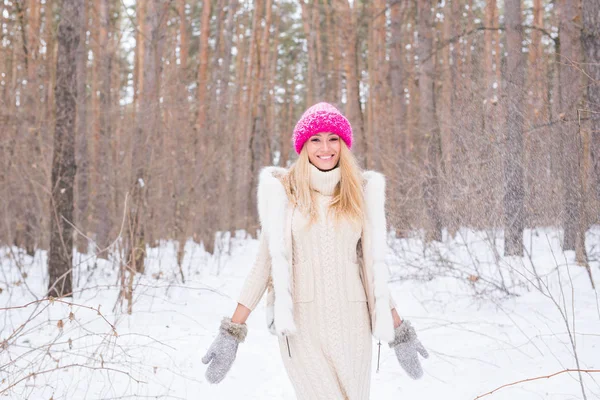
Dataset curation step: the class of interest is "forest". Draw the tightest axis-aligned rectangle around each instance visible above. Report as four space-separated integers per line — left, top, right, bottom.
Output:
1 0 600 398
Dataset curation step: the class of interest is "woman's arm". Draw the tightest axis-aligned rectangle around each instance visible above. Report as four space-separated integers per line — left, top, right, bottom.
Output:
231 303 252 324
234 230 272 323
390 293 402 327
391 308 403 328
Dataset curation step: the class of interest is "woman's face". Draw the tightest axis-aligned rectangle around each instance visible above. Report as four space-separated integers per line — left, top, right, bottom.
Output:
306 132 341 171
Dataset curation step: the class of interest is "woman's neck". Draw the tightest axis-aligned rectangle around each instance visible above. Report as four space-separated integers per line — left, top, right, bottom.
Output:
309 163 341 195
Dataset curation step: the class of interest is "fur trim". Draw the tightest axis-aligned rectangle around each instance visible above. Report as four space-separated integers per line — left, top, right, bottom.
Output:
363 171 395 343
388 320 416 348
220 317 248 343
257 166 394 341
257 167 296 336
265 278 277 335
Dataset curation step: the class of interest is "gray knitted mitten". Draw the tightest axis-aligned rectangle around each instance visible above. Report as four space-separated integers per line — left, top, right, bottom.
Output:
388 320 429 379
202 317 248 384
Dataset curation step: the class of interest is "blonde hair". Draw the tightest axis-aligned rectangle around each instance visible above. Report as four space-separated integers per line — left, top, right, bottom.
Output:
281 140 366 227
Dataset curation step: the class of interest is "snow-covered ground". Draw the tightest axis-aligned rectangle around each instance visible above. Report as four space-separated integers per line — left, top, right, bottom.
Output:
1 227 599 399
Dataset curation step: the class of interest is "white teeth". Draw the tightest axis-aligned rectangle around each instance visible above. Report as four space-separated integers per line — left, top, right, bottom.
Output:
318 155 333 160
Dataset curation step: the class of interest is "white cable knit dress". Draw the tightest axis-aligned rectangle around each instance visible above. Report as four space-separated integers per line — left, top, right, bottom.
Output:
238 164 373 400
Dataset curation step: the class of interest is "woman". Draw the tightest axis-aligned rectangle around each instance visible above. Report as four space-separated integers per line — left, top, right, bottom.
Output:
202 102 428 399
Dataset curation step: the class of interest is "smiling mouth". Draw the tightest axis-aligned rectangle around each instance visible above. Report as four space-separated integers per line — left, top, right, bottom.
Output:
317 155 334 160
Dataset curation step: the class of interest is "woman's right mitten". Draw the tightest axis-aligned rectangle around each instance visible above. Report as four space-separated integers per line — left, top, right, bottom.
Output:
201 317 248 384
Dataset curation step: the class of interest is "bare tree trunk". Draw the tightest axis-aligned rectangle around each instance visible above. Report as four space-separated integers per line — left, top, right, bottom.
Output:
229 9 251 231
327 2 342 103
335 0 366 167
193 0 213 251
196 0 211 147
524 0 547 226
235 0 262 234
127 0 161 274
418 0 442 242
281 65 295 168
247 0 274 234
134 0 145 106
301 0 317 106
390 0 406 158
75 0 88 253
557 0 584 251
17 0 43 255
93 0 112 257
367 0 386 171
48 0 81 297
582 0 600 200
503 0 525 256
219 0 240 233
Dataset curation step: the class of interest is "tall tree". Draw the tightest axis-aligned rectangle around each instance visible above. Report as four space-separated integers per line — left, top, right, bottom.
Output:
503 0 525 256
48 0 81 297
524 0 547 224
335 0 366 166
300 0 318 106
247 0 274 234
582 0 600 199
367 0 386 171
127 0 162 273
418 0 442 241
75 0 89 253
18 0 43 255
557 0 584 251
389 0 407 158
93 0 113 257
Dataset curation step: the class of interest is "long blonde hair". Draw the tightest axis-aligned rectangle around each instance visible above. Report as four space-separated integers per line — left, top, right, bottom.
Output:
281 140 365 226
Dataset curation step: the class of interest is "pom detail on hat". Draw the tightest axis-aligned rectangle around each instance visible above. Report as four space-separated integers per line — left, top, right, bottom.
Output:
292 102 353 154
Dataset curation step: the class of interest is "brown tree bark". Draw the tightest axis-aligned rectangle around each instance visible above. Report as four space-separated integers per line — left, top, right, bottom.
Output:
75 0 89 253
229 8 251 231
194 0 213 251
134 0 145 106
196 0 211 141
439 1 452 173
557 0 584 251
234 0 262 233
335 0 366 167
367 0 386 171
93 0 113 257
503 0 525 256
582 0 600 200
301 0 317 106
247 0 274 234
524 0 548 225
327 2 342 103
48 0 81 297
18 0 43 255
127 0 161 273
418 0 442 242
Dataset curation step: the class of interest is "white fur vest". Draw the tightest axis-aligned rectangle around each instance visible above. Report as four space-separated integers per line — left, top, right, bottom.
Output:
257 166 395 344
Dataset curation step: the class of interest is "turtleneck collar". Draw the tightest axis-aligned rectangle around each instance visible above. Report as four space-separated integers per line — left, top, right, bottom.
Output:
309 163 341 196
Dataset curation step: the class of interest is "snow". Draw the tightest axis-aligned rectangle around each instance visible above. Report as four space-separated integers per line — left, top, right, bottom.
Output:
1 227 599 399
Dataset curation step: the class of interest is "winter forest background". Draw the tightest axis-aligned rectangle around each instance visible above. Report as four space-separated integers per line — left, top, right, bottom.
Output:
1 0 600 398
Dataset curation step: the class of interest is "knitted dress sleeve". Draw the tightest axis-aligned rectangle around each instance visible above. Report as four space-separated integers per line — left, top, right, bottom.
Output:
237 231 272 311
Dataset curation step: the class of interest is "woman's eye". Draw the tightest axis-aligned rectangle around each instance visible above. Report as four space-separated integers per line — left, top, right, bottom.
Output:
311 138 320 142
330 137 339 141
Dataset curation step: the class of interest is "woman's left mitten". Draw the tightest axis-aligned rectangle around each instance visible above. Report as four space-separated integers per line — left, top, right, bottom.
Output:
388 320 429 379
202 317 248 384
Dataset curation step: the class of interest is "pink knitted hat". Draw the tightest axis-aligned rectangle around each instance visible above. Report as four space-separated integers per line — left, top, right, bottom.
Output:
292 102 353 154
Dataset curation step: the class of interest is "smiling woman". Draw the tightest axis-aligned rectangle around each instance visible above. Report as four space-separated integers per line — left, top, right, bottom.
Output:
202 101 428 399
306 133 341 171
